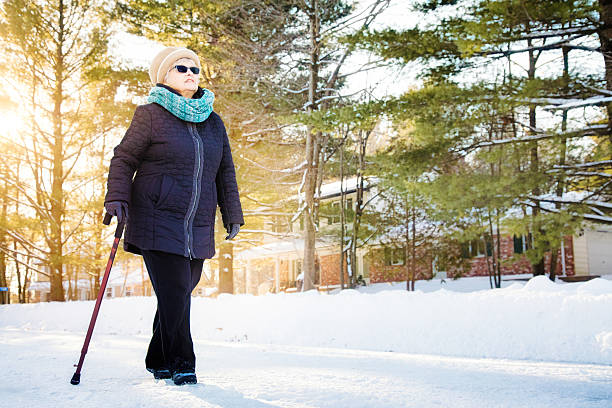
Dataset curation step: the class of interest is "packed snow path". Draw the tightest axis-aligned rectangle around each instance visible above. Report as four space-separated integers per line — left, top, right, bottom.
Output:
1 328 610 408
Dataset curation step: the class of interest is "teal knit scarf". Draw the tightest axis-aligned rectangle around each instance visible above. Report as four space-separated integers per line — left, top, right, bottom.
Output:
147 85 215 122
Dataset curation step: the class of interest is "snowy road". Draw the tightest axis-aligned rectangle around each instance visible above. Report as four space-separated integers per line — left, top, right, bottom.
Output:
1 328 611 408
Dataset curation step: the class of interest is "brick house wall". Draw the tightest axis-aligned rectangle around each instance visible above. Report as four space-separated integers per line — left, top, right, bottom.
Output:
237 235 575 294
278 259 291 289
364 235 575 284
368 247 433 284
318 253 350 286
235 257 294 294
454 235 574 278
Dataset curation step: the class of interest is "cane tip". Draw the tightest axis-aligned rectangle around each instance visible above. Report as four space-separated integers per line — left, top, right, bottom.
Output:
70 373 81 385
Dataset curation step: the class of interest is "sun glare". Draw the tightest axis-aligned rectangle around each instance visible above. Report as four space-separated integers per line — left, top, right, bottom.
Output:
0 111 25 138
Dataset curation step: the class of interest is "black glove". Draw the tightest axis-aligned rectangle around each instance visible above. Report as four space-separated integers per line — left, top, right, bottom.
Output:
225 223 240 240
104 201 128 223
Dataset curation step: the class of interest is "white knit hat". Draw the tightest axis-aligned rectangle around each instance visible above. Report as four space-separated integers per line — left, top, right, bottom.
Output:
149 46 201 84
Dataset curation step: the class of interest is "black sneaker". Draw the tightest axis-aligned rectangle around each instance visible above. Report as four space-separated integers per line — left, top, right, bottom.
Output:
147 367 172 379
172 371 197 385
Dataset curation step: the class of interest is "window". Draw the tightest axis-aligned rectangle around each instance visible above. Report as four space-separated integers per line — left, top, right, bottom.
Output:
331 201 340 224
345 198 354 222
513 234 532 254
290 259 302 281
461 238 493 258
286 259 302 288
272 215 290 233
384 247 405 265
325 198 354 225
106 287 113 298
513 235 524 254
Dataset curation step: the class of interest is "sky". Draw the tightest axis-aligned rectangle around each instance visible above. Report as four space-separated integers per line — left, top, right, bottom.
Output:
108 0 419 100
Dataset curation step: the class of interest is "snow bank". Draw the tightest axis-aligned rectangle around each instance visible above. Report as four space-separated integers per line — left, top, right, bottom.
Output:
1 276 611 365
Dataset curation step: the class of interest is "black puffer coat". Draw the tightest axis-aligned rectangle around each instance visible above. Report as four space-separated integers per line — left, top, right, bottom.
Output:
104 85 244 259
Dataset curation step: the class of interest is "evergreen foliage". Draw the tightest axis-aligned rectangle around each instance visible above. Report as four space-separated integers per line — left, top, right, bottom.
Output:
343 0 611 284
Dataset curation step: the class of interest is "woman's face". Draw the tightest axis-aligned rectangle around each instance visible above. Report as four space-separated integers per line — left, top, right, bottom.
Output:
163 57 200 98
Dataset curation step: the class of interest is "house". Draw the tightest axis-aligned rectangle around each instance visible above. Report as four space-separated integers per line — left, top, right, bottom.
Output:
234 178 375 293
26 252 216 302
573 225 612 276
26 257 149 302
233 177 611 293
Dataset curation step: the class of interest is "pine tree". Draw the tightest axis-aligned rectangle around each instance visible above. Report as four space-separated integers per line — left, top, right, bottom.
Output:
345 0 611 280
115 0 393 292
0 0 128 301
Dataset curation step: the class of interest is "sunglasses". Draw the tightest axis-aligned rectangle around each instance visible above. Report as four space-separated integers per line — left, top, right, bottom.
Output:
172 65 200 75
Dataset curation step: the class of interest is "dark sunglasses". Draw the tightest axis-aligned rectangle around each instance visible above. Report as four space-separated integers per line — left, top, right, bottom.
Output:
173 65 200 74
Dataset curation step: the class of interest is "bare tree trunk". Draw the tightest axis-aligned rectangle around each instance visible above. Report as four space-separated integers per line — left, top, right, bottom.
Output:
481 223 494 290
349 136 362 287
550 45 571 282
410 206 416 292
303 131 318 291
598 0 612 143
527 37 545 277
24 256 31 303
300 0 389 290
11 162 27 302
74 265 79 300
485 126 497 289
302 0 321 291
486 210 499 288
93 208 103 297
93 130 109 297
404 195 410 291
49 0 66 301
495 211 502 288
14 243 22 302
339 141 345 290
349 129 370 287
0 170 8 304
219 241 234 294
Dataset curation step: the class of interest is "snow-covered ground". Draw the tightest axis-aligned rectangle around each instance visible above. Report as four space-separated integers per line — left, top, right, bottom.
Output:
1 275 611 407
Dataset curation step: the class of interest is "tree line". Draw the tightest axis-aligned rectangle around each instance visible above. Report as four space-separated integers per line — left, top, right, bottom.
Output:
0 0 394 301
0 0 610 302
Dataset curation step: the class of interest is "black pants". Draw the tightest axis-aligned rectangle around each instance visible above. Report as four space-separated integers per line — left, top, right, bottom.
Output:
141 249 203 373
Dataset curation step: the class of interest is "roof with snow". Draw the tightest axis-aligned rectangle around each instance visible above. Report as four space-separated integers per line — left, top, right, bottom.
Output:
236 237 337 260
287 176 380 202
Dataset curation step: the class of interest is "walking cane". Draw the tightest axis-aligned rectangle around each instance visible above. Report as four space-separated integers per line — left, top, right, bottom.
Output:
70 212 125 385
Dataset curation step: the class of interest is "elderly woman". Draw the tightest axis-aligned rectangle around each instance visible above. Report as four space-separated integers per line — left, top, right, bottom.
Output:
104 47 244 385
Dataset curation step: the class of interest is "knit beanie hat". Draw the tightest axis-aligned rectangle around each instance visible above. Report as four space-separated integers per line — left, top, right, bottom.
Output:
149 46 201 85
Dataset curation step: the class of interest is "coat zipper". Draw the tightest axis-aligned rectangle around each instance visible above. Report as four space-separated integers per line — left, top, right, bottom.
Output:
185 123 204 259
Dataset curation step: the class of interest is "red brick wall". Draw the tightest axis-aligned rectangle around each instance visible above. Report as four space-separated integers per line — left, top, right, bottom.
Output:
368 247 433 284
366 235 575 283
451 235 574 278
240 235 575 293
318 253 349 286
278 259 290 288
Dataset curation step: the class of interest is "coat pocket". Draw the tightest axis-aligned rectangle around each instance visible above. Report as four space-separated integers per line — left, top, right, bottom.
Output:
154 174 175 209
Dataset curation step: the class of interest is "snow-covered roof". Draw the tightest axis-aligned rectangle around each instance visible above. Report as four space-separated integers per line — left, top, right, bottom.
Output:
28 279 91 291
287 176 380 202
236 237 337 260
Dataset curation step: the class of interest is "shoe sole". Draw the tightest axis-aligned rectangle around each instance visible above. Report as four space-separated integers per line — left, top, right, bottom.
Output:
172 373 197 385
147 368 172 380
